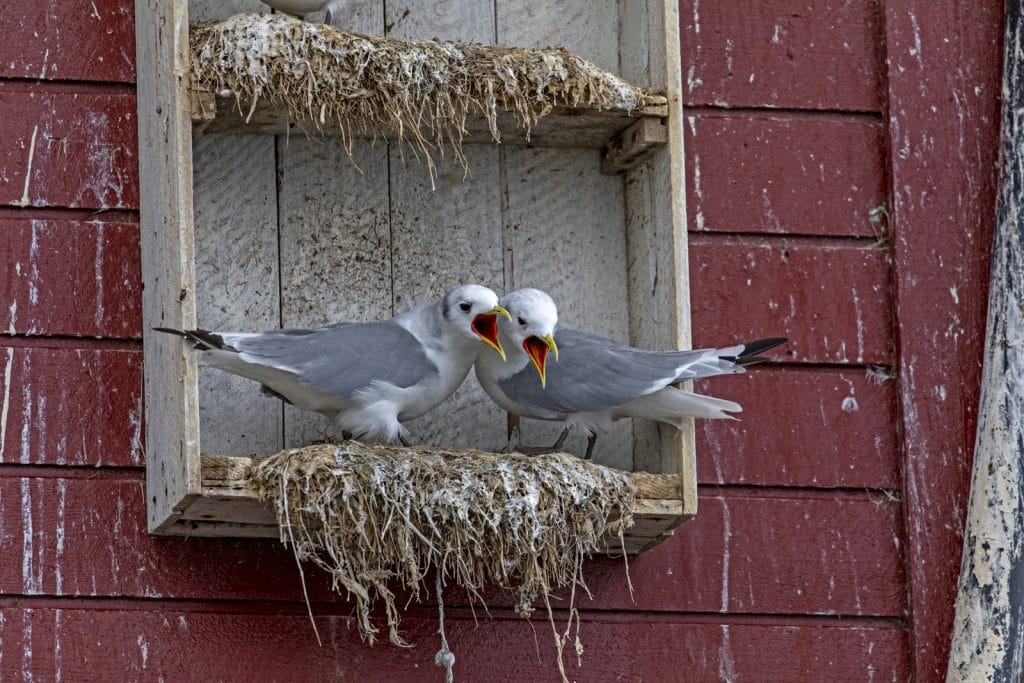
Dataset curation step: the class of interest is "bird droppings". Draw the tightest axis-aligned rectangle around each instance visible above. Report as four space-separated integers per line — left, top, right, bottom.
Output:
190 14 656 176
250 442 636 682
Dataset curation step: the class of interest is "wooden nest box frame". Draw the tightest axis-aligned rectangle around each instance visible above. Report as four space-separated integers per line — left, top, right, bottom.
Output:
136 0 694 553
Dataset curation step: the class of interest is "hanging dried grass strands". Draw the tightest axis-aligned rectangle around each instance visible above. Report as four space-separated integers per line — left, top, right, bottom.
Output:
249 442 636 679
190 14 657 173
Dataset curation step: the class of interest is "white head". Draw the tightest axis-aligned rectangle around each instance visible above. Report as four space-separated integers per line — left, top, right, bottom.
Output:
497 288 560 386
440 284 511 358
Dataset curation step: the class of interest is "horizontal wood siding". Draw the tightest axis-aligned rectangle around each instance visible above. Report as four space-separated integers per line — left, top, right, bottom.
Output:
0 0 1001 679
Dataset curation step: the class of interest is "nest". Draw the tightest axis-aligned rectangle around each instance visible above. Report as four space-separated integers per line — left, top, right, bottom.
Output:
250 442 636 678
190 14 658 172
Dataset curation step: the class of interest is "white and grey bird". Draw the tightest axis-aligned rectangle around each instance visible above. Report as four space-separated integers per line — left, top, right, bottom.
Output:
157 284 510 444
261 0 347 25
474 288 787 459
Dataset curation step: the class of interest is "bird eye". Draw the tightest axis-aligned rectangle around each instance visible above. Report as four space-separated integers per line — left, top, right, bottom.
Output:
517 317 527 326
458 302 472 312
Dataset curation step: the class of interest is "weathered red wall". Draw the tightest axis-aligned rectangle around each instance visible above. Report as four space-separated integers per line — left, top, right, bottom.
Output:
0 1 1001 680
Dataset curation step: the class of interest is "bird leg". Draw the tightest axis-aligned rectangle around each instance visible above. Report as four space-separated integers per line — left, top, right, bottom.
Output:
583 433 598 460
324 8 333 25
398 434 411 447
512 426 572 456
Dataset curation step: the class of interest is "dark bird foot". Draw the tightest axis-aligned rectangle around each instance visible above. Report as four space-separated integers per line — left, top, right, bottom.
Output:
508 426 572 457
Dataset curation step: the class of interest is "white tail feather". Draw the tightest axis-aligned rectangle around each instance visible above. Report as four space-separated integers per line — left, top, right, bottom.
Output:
618 386 741 425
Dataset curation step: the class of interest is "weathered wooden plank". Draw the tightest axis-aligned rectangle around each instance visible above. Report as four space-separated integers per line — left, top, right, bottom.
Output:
0 476 902 617
384 1 506 452
948 2 1024 678
0 1 136 83
136 0 202 533
883 1 1003 678
685 113 887 236
681 0 883 111
497 0 634 468
696 366 901 490
689 236 894 365
277 1 390 449
0 85 138 210
0 218 141 338
619 1 693 508
199 93 667 156
0 346 142 466
0 607 910 681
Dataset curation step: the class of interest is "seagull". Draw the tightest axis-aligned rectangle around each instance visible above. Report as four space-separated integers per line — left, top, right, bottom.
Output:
157 284 510 445
474 288 787 460
261 0 347 26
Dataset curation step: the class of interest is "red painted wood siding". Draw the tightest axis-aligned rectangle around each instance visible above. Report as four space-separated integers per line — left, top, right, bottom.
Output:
0 1 1002 681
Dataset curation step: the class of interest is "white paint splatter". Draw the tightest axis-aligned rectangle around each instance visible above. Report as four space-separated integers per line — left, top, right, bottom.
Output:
720 499 731 611
38 49 49 80
55 479 66 594
28 222 41 307
53 609 62 683
0 347 13 461
841 396 859 413
950 285 960 304
718 624 736 681
8 300 17 334
21 479 42 594
137 635 149 668
16 125 39 208
21 609 32 680
908 12 924 69
94 223 105 329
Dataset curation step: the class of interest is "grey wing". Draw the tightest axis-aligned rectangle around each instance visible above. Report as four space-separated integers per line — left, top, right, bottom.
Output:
224 321 438 399
499 328 744 414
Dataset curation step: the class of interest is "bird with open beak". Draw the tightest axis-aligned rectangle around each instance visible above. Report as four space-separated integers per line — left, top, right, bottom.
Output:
156 284 509 445
474 288 786 460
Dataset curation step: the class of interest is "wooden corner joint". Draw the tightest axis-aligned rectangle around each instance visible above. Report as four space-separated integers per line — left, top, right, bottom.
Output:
601 115 669 175
190 78 217 136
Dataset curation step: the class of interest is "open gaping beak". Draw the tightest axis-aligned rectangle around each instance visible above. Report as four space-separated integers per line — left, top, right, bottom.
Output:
523 333 559 388
472 305 511 360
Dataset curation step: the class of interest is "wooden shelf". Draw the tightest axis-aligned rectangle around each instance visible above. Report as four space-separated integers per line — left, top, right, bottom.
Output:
190 88 669 174
157 453 689 554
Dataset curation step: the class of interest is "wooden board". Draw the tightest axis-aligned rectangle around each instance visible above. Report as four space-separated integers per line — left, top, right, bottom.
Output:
0 607 910 680
0 85 138 210
0 1 136 83
0 217 141 338
689 235 894 365
198 92 668 157
135 0 202 533
0 345 142 467
685 112 887 236
190 2 282 457
681 0 883 111
696 365 901 489
883 0 1004 678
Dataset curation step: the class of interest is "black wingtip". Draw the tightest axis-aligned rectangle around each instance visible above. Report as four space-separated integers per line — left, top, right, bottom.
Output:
721 337 789 366
152 327 228 351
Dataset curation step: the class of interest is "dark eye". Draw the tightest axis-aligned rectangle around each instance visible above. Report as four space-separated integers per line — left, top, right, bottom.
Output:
517 317 527 326
458 302 472 312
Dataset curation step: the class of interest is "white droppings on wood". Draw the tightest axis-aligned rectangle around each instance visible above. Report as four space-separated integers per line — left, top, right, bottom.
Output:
21 609 32 680
21 479 42 594
7 300 16 334
53 609 62 683
841 396 859 413
720 498 731 611
27 221 41 307
0 347 13 461
718 624 736 682
16 124 38 208
137 634 149 668
55 479 65 595
93 222 104 329
19 380 31 464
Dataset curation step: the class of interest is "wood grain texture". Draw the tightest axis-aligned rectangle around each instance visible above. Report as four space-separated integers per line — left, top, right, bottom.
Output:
0 346 142 466
689 235 894 365
496 1 633 467
695 365 901 489
948 5 1024 675
0 607 909 681
192 133 282 456
681 0 883 111
0 218 141 338
277 137 392 447
136 0 202 532
882 1 1003 678
385 1 506 451
0 84 138 210
0 475 901 617
685 113 887 236
0 0 136 82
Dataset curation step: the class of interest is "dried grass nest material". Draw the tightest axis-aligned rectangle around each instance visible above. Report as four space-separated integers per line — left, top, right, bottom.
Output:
190 13 660 169
250 442 637 648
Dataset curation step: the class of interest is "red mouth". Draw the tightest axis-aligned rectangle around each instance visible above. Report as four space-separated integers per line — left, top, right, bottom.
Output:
523 335 550 386
472 313 504 357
